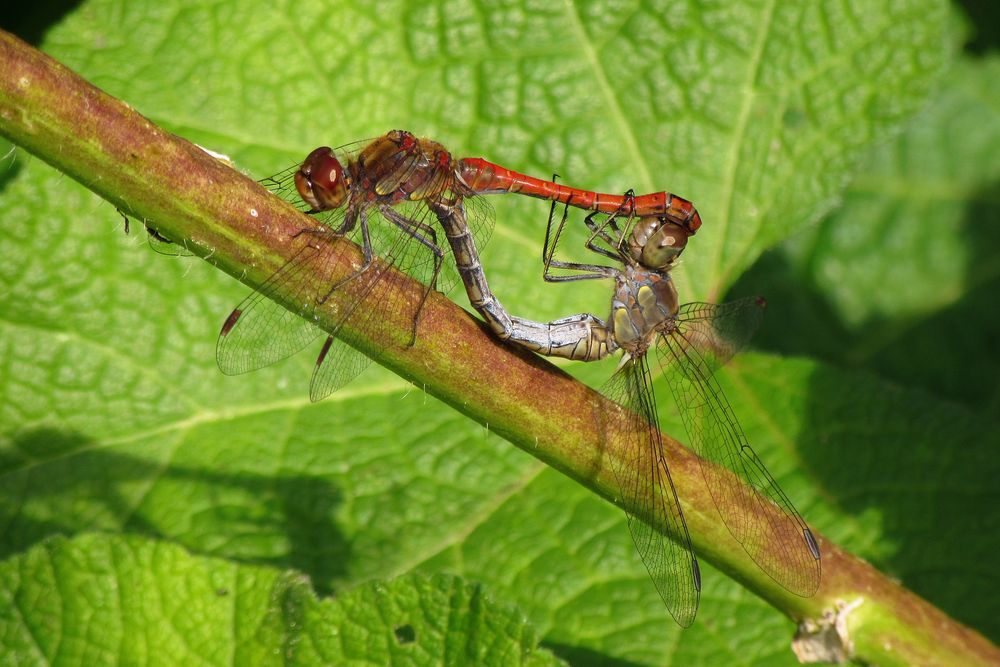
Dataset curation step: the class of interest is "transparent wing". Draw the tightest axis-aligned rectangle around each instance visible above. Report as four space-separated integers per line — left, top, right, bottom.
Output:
216 199 440 397
656 326 822 597
307 199 453 401
216 235 334 375
674 297 766 376
460 189 495 251
602 354 701 627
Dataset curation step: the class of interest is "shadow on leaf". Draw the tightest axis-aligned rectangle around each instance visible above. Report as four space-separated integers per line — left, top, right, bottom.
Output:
733 179 1000 419
955 0 1000 54
0 427 351 594
3 1 86 46
543 642 646 667
797 361 1000 642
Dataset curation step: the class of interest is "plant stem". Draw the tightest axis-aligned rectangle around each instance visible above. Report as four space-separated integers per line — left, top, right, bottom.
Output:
0 29 996 666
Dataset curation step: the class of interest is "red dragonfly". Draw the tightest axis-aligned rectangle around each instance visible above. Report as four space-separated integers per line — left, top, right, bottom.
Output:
218 130 702 400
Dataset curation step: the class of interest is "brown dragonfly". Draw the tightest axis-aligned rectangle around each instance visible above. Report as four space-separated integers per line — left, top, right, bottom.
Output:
216 131 496 400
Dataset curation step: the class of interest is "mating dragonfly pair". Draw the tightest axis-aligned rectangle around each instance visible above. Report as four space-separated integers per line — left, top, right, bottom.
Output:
213 130 821 627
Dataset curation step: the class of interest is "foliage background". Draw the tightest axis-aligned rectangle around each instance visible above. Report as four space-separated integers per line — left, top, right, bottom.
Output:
1 0 998 665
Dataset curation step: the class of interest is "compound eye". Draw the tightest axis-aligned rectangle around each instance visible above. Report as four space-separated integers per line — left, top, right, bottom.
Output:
295 147 349 211
641 221 689 269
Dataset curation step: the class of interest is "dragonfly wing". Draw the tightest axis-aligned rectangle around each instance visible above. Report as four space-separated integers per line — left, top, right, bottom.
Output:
602 355 701 627
308 333 374 403
217 236 349 375
656 332 822 597
218 215 406 400
305 253 388 402
307 201 451 402
674 297 766 377
259 162 310 212
453 179 495 249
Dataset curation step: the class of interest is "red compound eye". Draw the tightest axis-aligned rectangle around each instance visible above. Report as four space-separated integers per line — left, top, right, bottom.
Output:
295 147 348 211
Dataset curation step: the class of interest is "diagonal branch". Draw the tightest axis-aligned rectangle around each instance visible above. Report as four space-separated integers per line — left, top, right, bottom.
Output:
0 29 996 666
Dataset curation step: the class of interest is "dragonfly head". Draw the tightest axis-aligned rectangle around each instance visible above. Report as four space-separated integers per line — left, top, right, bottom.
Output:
628 218 691 270
295 147 349 211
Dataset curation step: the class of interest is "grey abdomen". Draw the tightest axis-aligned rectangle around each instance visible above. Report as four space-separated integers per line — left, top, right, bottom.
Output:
436 201 615 361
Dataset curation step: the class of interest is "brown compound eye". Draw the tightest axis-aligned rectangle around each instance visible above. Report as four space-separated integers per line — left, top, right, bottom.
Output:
295 147 349 211
641 220 689 270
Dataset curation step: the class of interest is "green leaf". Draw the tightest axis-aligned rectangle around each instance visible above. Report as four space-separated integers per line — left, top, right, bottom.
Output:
3 0 985 665
730 50 1000 646
0 533 560 666
735 54 1000 416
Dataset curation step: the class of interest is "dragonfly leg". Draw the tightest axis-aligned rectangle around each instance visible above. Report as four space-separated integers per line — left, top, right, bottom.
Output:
582 191 634 259
379 205 445 290
541 193 564 266
315 211 376 305
543 260 619 283
542 200 619 282
379 204 446 345
538 178 627 264
584 210 626 255
117 207 130 234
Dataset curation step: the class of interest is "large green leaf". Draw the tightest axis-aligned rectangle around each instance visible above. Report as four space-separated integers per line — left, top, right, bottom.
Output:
736 55 1000 418
0 534 560 666
4 0 988 665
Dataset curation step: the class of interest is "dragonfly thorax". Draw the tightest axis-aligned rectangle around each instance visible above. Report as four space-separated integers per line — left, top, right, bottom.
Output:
609 266 679 354
627 218 691 271
355 131 456 205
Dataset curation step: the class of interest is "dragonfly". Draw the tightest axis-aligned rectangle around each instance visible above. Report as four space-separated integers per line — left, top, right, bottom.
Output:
216 130 501 401
426 193 822 627
218 130 704 401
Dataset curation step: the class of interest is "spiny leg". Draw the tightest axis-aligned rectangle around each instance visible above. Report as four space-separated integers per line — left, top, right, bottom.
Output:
542 198 618 283
379 203 446 346
319 211 376 305
541 174 564 267
581 210 623 262
583 190 635 259
540 175 617 266
287 209 376 305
